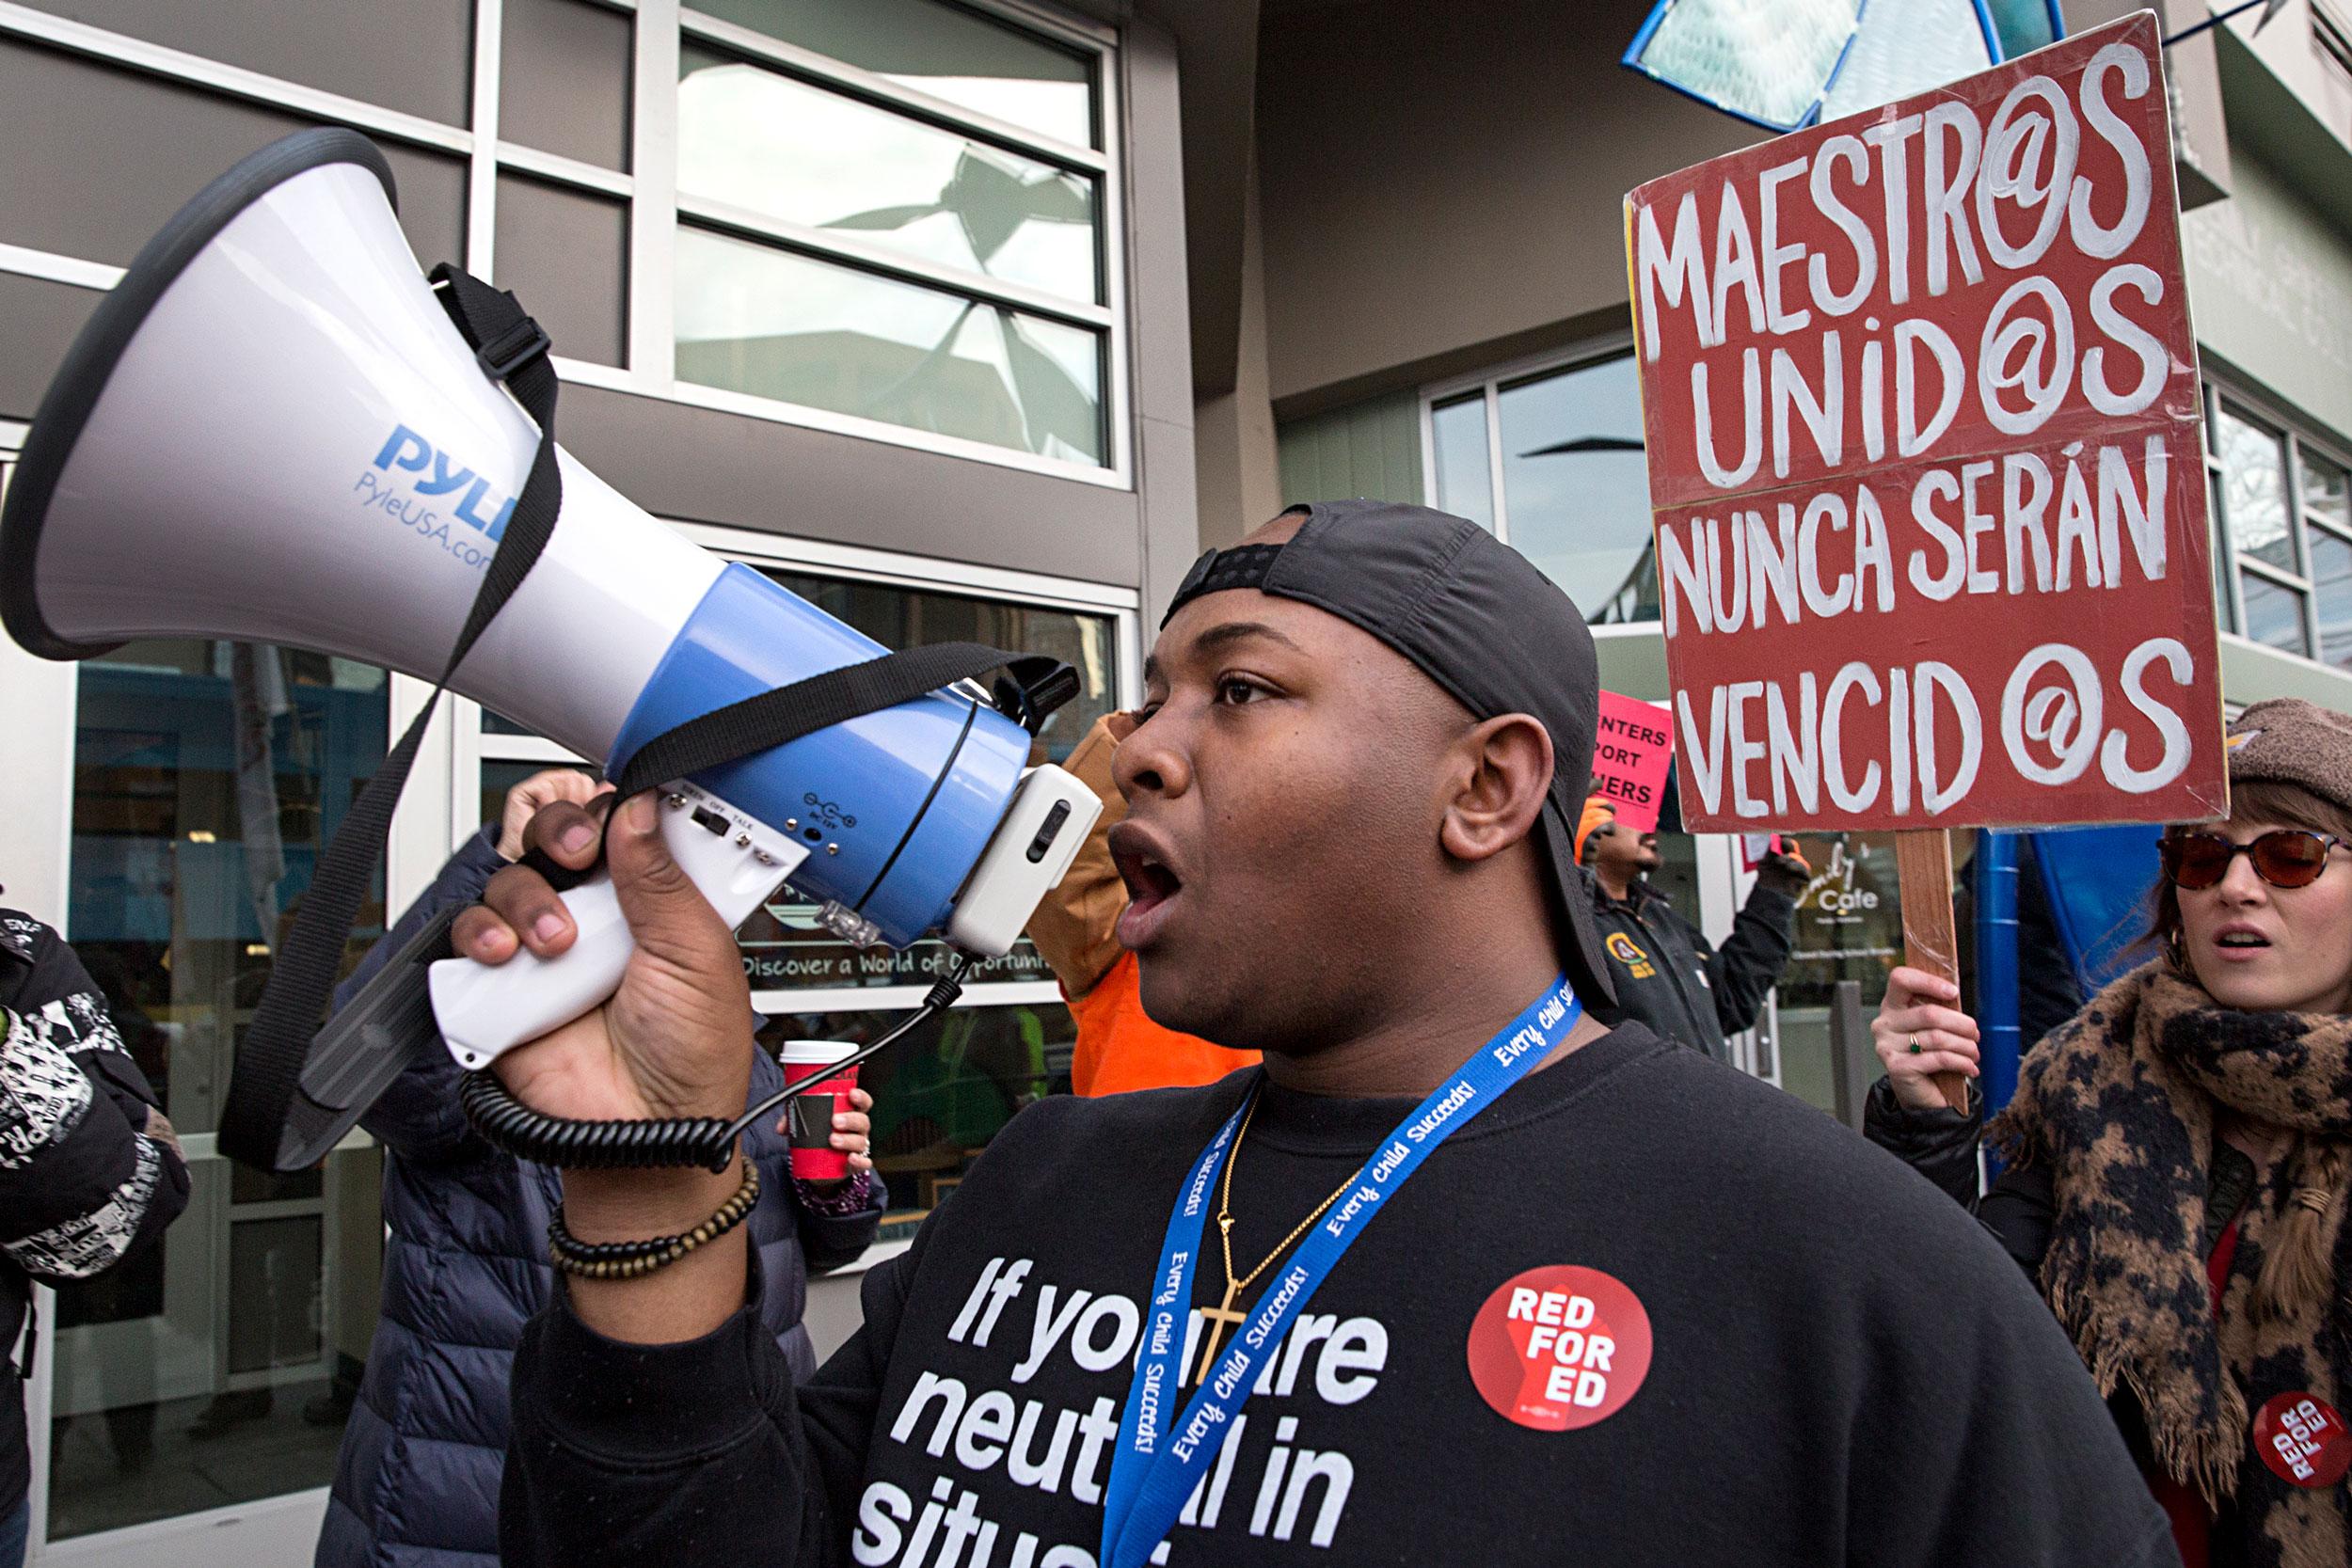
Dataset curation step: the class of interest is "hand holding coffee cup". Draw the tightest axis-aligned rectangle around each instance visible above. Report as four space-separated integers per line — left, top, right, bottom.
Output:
778 1041 874 1187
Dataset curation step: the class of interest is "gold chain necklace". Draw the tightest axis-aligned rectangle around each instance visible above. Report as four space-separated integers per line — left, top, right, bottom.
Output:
1191 1089 1358 1385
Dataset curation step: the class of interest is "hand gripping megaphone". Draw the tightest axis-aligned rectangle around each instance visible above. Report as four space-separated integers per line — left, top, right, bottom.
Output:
0 129 1100 1167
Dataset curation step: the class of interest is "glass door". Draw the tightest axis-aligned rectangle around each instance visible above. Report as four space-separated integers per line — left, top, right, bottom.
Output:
1768 831 1909 1112
40 641 393 1551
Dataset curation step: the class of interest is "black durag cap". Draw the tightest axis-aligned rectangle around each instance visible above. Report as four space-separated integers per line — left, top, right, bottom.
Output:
1165 499 1616 1006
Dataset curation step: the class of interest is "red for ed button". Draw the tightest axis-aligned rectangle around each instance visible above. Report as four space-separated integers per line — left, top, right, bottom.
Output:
1466 1265 1653 1433
2254 1391 2352 1488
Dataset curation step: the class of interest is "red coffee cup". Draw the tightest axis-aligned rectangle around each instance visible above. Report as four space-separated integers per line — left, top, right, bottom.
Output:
781 1041 860 1182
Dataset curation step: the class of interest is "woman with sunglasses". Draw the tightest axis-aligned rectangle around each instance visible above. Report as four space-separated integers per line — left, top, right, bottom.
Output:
1867 697 2352 1568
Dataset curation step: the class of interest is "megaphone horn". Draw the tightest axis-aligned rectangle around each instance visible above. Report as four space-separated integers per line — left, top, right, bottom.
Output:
0 129 1100 1170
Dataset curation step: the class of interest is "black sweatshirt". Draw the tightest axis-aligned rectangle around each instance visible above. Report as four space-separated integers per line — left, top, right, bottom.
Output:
505 1022 2177 1568
1587 879 1794 1063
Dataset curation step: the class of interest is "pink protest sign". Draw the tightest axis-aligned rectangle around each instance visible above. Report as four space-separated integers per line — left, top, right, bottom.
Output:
1592 690 1676 834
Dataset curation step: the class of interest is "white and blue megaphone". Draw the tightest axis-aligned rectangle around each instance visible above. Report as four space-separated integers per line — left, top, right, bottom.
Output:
0 131 1100 1105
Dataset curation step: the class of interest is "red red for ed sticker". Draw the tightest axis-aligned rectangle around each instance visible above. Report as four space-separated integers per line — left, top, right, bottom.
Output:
2254 1392 2352 1488
1466 1265 1652 1432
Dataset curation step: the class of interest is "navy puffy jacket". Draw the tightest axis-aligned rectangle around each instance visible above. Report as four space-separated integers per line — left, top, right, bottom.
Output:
314 828 883 1567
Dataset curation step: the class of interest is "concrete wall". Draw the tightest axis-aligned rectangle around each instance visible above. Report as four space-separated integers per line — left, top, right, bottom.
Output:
1253 0 1755 414
2220 0 2352 155
1248 0 2248 421
2064 0 2236 206
1192 166 1282 550
1276 390 1420 507
2185 146 2352 442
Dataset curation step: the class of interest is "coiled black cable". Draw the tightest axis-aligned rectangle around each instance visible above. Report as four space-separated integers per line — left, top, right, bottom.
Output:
459 961 971 1172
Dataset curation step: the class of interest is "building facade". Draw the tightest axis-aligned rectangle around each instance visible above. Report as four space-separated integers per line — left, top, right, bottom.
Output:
0 2 1202 1560
0 0 2346 1561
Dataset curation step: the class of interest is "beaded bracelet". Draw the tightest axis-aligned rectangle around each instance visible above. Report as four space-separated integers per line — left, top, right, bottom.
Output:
548 1161 760 1280
795 1166 877 1217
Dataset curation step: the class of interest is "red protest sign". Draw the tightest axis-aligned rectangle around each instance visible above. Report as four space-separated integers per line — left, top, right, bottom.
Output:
1592 691 1676 833
1625 13 2226 835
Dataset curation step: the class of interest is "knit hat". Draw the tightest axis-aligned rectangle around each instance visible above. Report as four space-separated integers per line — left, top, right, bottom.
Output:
2224 699 2352 817
1575 796 1617 863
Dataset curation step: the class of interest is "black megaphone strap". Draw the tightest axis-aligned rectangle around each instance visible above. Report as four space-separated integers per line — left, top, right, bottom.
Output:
216 265 564 1170
607 641 1071 802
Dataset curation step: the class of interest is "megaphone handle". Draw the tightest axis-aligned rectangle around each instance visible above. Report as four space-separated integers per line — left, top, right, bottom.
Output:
426 783 804 1069
429 872 631 1069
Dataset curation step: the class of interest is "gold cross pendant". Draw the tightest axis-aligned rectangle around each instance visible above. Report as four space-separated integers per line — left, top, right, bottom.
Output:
1194 1279 1248 1386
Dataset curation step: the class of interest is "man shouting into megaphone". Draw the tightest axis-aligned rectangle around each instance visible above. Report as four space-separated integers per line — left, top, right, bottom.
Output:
474 503 2174 1567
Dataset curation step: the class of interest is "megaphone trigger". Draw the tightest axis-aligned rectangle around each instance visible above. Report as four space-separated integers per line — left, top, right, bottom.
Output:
429 780 804 1069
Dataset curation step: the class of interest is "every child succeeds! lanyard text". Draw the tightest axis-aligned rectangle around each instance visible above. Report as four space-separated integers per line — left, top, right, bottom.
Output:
1101 974 1584 1567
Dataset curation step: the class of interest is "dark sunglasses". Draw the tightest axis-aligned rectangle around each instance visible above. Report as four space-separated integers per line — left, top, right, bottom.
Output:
2160 830 2349 891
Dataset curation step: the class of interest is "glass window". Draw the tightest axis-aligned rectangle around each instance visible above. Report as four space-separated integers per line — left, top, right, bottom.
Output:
2307 450 2352 670
2217 403 2297 572
2210 473 2234 634
678 45 1100 304
1642 830 1703 927
1496 356 1656 625
665 1 1116 469
691 0 1097 147
49 641 388 1540
734 567 1120 993
2312 531 2352 670
1428 393 1494 532
2241 572 2312 656
1769 831 1902 1113
675 226 1105 465
1429 352 1658 623
2304 449 2351 536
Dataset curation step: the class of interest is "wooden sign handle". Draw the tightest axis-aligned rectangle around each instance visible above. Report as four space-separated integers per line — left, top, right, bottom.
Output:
1894 830 1971 1115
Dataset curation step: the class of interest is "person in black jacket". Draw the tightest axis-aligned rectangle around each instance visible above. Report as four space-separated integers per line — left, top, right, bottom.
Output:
1575 796 1804 1062
474 502 2169 1568
0 909 190 1567
1869 698 2352 1568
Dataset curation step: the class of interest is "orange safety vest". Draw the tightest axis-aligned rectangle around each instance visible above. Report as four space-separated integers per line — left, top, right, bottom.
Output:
1067 951 1259 1097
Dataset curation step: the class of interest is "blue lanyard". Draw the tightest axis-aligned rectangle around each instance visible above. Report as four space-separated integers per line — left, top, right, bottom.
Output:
1100 975 1581 1568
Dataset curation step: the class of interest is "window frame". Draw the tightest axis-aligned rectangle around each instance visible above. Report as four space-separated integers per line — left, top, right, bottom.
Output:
657 0 1128 481
1418 332 1638 552
1418 331 1661 631
2205 372 2352 672
0 0 1135 490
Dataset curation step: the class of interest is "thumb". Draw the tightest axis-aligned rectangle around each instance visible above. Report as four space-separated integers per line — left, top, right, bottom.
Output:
605 792 735 969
